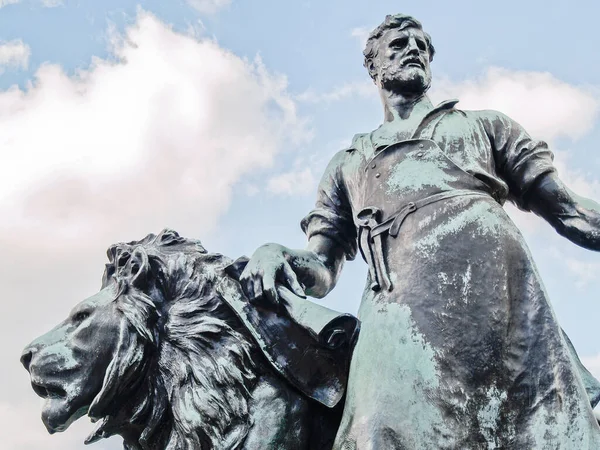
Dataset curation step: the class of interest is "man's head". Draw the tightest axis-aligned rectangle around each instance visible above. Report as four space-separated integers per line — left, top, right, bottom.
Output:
364 14 435 96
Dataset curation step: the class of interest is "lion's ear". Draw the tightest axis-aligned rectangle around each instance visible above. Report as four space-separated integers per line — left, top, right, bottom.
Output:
106 244 152 290
129 248 150 290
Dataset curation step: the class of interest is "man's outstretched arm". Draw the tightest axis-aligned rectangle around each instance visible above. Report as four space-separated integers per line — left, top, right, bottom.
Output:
239 234 347 304
528 171 600 251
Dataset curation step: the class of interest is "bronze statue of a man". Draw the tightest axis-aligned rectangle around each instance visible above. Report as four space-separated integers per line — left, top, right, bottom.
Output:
240 14 600 449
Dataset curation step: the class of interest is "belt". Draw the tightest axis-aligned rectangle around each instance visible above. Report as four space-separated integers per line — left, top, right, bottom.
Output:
357 190 490 292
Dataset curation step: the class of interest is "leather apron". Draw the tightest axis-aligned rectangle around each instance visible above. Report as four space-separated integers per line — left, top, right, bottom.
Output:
356 108 492 291
334 106 600 449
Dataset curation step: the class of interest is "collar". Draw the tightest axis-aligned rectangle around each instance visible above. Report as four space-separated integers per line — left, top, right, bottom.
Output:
344 98 460 154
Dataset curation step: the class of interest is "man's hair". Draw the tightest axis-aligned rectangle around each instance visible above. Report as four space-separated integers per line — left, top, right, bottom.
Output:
363 14 435 81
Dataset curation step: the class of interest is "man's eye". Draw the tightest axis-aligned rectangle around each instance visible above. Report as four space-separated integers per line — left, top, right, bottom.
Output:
417 40 427 51
390 37 408 48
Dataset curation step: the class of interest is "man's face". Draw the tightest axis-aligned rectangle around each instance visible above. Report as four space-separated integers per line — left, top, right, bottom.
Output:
370 27 432 95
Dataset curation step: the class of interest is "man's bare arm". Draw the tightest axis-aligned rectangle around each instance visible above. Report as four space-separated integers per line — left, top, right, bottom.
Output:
239 234 347 304
528 171 600 251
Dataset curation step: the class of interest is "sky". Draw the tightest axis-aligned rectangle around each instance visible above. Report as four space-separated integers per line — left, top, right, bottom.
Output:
1 0 600 448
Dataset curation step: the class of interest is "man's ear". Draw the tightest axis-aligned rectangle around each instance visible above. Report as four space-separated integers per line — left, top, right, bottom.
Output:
366 59 378 83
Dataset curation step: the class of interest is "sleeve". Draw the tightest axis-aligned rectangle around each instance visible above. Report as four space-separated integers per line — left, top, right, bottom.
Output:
481 110 557 211
300 150 358 260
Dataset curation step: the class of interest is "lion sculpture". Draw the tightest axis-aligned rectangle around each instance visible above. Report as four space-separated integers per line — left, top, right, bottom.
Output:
21 229 349 450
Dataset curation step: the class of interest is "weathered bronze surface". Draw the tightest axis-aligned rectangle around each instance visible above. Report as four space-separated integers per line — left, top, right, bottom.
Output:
21 229 357 449
22 13 600 450
241 14 600 449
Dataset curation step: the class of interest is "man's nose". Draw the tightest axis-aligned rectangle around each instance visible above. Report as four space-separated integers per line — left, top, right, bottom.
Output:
406 37 420 53
20 345 35 371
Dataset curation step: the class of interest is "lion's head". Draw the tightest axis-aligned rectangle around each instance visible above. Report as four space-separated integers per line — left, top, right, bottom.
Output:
21 229 259 449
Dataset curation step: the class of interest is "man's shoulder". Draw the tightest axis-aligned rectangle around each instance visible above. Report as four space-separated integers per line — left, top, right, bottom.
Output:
317 135 369 182
446 108 522 137
451 108 529 142
342 132 370 153
327 133 371 163
455 108 512 124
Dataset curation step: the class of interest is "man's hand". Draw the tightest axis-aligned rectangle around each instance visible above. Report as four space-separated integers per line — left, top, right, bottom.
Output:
239 243 306 305
529 172 600 252
558 205 600 250
240 235 347 305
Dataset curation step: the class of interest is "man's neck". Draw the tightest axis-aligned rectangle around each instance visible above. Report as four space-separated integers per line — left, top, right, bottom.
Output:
380 90 433 123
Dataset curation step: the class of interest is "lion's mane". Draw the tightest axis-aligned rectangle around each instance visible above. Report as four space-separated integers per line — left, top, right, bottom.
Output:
87 229 259 450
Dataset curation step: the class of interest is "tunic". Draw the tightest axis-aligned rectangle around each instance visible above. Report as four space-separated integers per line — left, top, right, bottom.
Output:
301 100 600 449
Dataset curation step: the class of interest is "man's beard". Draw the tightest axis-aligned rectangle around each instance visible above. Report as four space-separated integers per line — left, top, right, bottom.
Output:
379 63 431 96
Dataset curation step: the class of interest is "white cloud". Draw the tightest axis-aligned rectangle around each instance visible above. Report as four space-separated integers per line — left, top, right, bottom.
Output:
501 203 542 235
0 11 306 246
244 183 260 196
583 354 600 382
40 0 62 6
186 0 231 14
267 167 316 196
350 26 370 51
0 0 20 7
0 39 30 71
552 150 600 200
563 258 600 288
431 67 599 142
1 10 305 448
0 0 63 7
296 81 373 104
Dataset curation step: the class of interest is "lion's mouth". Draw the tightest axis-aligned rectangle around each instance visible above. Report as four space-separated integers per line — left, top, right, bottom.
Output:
31 380 67 399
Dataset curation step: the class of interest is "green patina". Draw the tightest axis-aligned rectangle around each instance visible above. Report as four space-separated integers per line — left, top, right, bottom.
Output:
343 301 454 447
386 156 459 195
415 200 516 256
33 323 79 372
477 386 510 449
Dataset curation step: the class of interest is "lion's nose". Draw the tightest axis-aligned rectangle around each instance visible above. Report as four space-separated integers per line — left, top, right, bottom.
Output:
20 347 34 372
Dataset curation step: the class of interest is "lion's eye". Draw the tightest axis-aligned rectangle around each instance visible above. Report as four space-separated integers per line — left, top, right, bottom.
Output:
72 310 91 324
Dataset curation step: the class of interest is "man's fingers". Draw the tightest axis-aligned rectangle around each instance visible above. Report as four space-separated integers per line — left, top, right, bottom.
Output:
252 277 264 302
282 262 306 298
241 276 256 301
240 268 261 302
262 277 279 305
